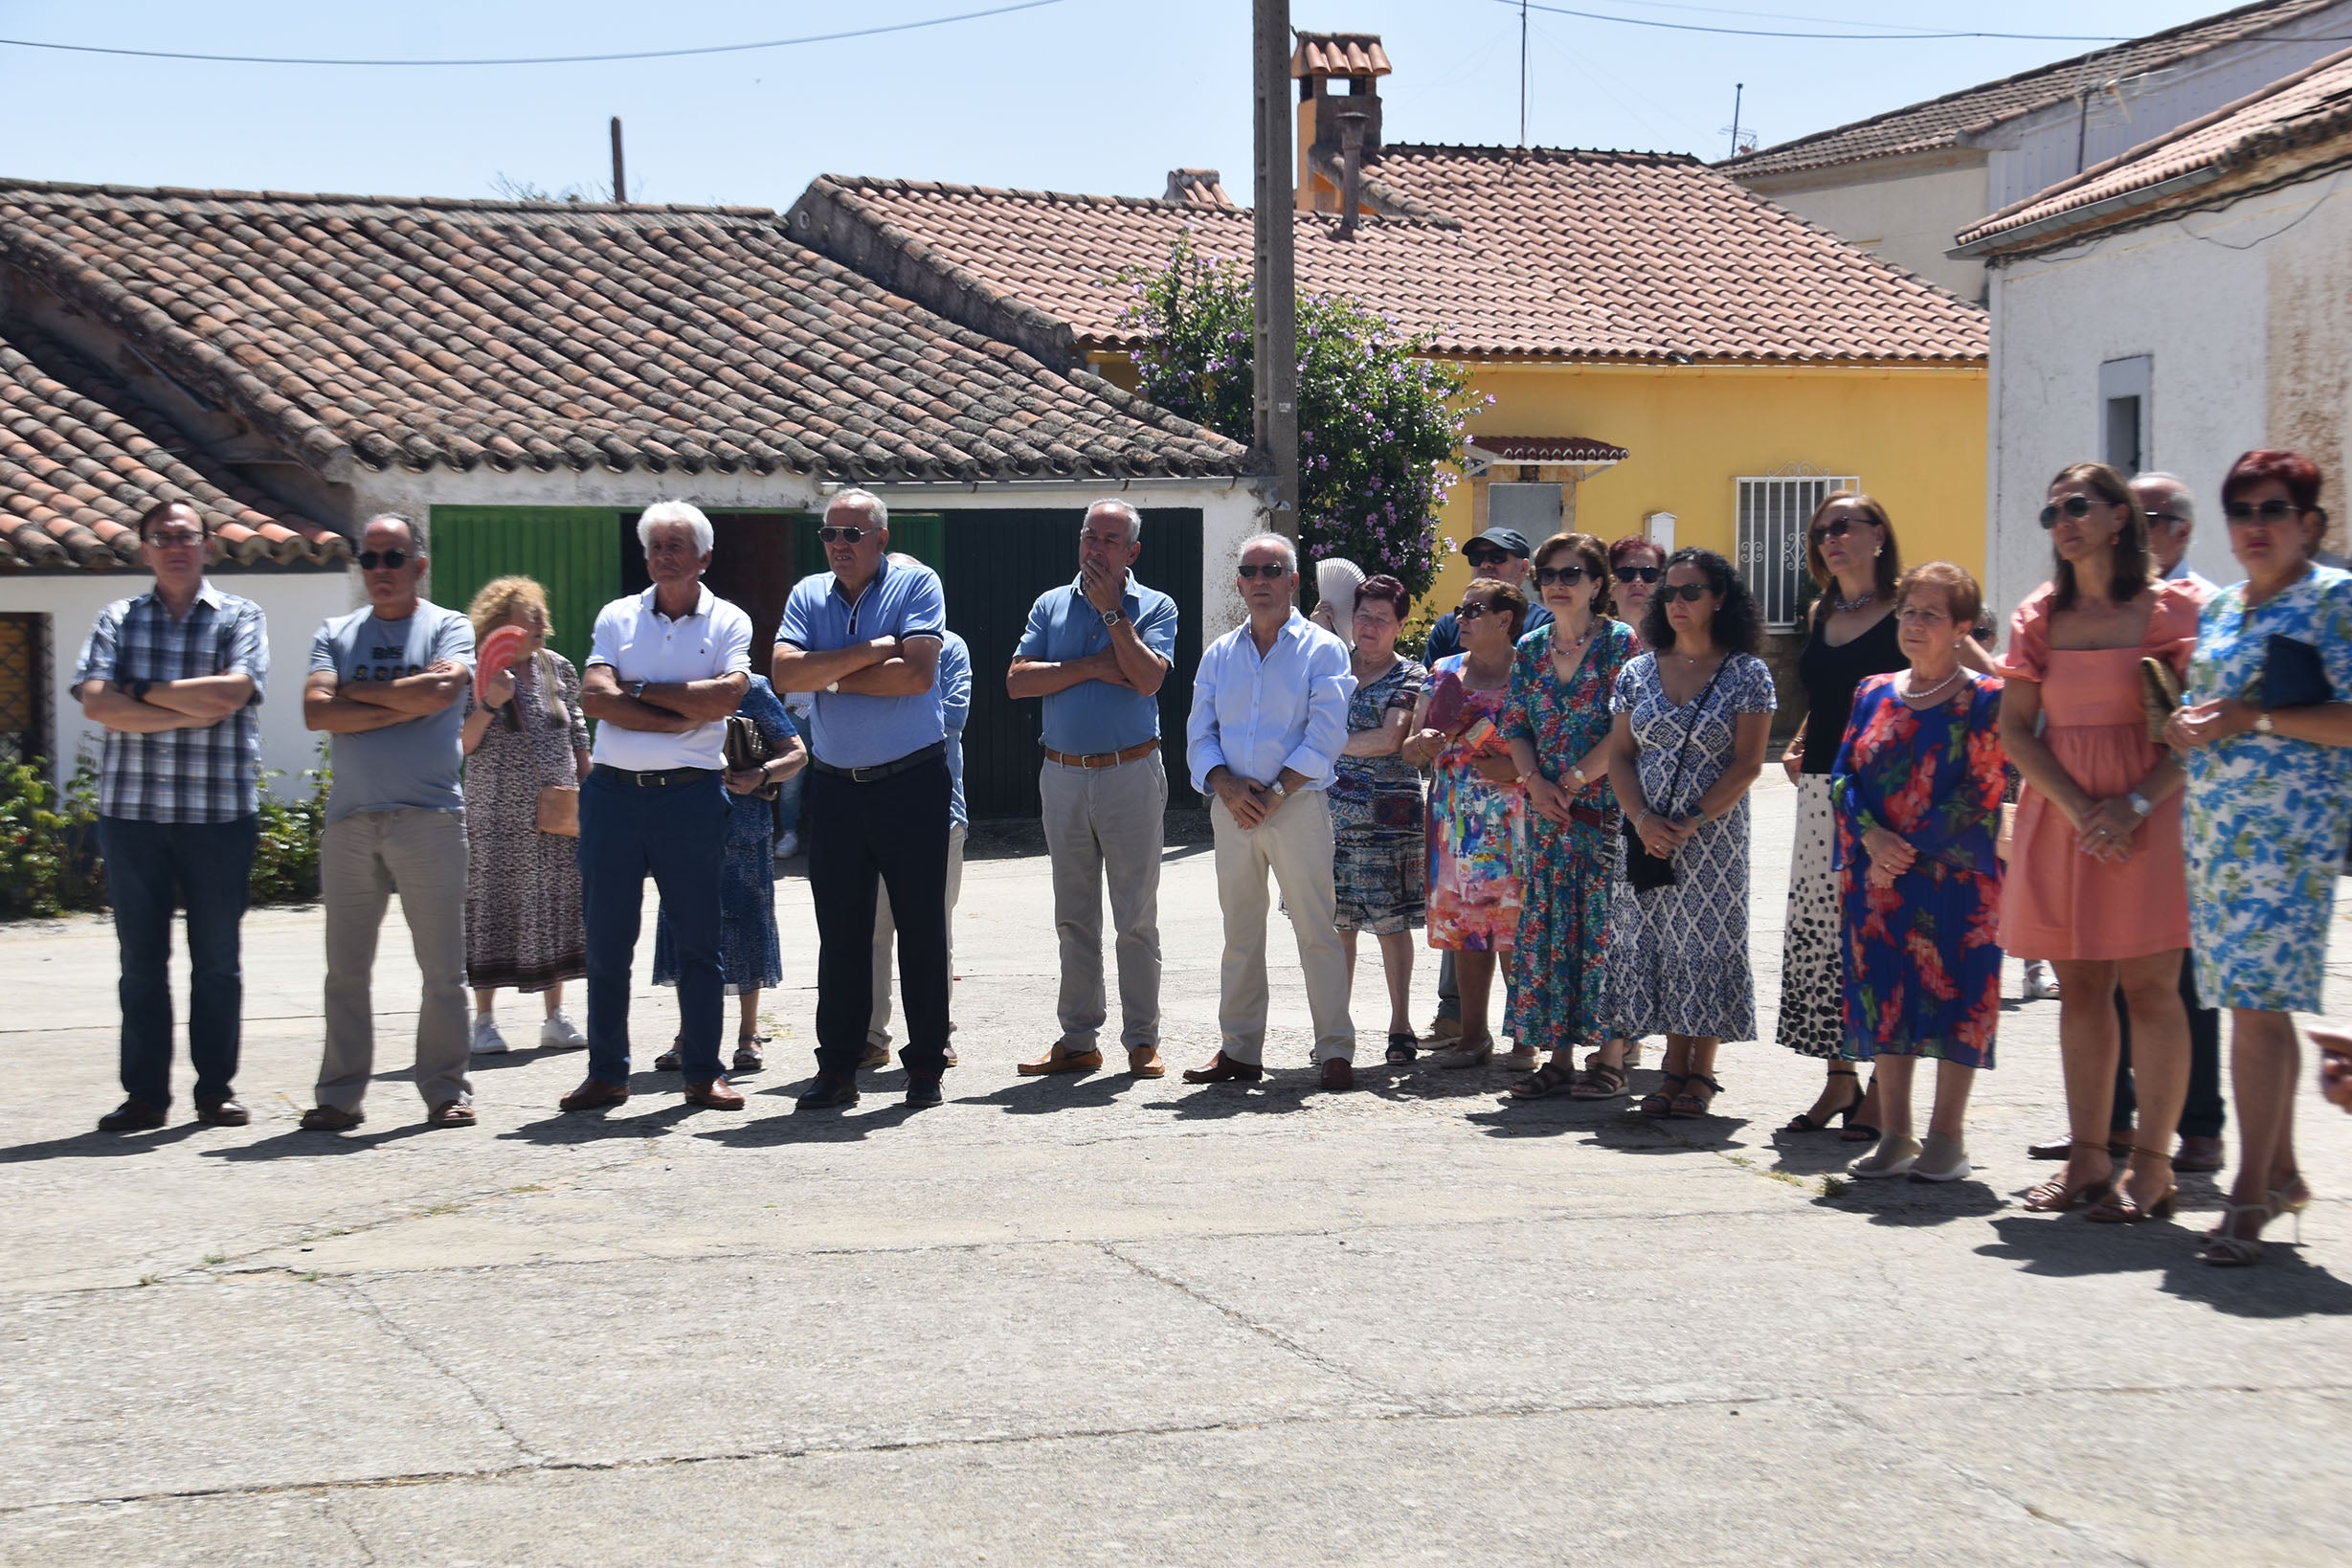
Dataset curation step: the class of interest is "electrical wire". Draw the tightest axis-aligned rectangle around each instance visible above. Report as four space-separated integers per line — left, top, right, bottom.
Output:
0 0 1068 68
1500 1 2131 43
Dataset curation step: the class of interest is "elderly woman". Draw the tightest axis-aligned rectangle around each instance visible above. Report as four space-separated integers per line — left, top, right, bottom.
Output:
1402 577 1530 1068
459 577 590 1055
2000 461 2204 1222
1500 533 1638 1099
2166 449 2352 1265
1833 563 2007 1180
1606 548 1777 1117
1330 573 1429 1062
1776 493 1907 1137
652 674 806 1074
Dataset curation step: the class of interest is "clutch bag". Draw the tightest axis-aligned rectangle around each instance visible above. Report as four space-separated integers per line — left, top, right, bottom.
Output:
2139 657 2182 744
2263 635 2335 708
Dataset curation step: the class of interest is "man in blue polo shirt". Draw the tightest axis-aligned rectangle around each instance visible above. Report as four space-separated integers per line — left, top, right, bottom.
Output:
773 488 952 1109
1007 500 1177 1079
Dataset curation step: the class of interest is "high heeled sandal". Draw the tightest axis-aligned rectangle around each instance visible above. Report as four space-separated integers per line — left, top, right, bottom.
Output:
2022 1141 2118 1212
1636 1072 1687 1117
2085 1147 2177 1223
1783 1067 1863 1132
2201 1200 2275 1266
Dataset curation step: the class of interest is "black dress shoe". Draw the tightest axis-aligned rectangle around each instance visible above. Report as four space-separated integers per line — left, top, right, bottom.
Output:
905 1075 944 1109
795 1075 861 1110
98 1098 167 1132
195 1097 250 1127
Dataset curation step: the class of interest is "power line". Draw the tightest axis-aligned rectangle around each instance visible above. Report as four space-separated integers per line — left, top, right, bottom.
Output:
0 0 1068 68
1500 1 2129 43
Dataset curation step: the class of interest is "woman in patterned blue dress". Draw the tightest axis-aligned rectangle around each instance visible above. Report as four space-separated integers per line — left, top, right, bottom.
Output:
1605 549 1777 1118
2166 450 2352 1266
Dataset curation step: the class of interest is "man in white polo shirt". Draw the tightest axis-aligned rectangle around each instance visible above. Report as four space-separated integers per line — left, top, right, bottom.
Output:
559 502 752 1114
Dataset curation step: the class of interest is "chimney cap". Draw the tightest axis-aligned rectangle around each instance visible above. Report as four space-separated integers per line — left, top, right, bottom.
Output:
1163 168 1234 208
1291 33 1391 80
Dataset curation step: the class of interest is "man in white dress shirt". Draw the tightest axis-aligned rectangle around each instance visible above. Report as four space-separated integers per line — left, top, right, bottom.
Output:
559 502 753 1114
1183 532 1359 1089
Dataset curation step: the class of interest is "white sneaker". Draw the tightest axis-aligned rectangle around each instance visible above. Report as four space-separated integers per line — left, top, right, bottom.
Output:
539 1010 587 1050
776 830 800 858
2022 960 2061 1001
470 1015 510 1055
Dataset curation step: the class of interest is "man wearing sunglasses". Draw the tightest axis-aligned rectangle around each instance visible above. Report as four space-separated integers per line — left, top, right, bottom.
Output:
773 488 954 1110
301 514 480 1131
2138 471 2218 597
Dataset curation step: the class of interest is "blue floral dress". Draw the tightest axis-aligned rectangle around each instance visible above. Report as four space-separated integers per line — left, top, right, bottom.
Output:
653 676 797 996
2182 565 2352 1012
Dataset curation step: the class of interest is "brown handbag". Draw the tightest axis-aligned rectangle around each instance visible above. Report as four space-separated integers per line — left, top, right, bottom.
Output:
535 785 579 837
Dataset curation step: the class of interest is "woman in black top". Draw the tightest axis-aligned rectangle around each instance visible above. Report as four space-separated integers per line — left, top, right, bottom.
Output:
1777 492 1906 1136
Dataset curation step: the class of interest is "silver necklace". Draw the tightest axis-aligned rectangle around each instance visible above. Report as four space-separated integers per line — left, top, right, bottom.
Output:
1833 585 1875 613
1901 666 1966 706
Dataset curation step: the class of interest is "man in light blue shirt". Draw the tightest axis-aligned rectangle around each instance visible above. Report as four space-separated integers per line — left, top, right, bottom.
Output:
1183 532 1358 1090
1008 500 1177 1078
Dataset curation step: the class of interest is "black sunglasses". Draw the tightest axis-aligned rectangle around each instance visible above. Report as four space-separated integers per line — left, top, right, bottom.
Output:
1613 566 1661 585
1815 517 1868 540
1658 581 1711 603
817 526 873 544
1456 600 1505 620
1534 564 1590 587
1236 562 1290 579
1463 549 1510 569
2224 499 2301 524
356 549 411 571
2144 508 2189 526
2037 495 2099 529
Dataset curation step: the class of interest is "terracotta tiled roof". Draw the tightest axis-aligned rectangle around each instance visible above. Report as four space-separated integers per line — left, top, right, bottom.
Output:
0 320 347 571
1292 34 1391 78
1725 0 2345 178
0 181 1246 485
1955 47 2352 254
795 150 1985 365
1467 436 1629 463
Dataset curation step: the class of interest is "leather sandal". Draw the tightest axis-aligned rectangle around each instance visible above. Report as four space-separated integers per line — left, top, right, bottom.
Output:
1784 1067 1863 1132
1507 1058 1579 1099
425 1100 477 1128
1669 1073 1723 1118
2022 1141 2117 1212
1568 1061 1629 1100
2086 1148 2177 1223
1636 1072 1688 1117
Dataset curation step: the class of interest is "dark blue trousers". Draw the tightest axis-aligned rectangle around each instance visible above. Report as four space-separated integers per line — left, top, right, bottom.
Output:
579 768 727 1086
808 758 952 1080
95 814 258 1108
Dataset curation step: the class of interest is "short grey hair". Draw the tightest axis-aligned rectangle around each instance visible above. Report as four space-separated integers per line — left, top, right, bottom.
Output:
638 501 714 555
1086 499 1143 542
1236 531 1297 572
361 512 420 551
2134 471 2194 523
829 487 889 528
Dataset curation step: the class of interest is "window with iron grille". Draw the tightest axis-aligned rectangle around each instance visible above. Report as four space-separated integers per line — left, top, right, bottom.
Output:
0 613 50 770
1736 473 1857 630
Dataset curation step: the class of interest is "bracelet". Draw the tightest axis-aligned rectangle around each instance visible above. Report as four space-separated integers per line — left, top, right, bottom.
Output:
1635 809 1652 830
1568 764 1589 790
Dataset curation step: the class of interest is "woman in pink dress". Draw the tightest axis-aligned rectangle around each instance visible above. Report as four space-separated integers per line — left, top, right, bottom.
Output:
1998 461 2203 1222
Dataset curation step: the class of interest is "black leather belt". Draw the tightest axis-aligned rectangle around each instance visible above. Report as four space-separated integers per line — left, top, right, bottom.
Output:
592 764 717 788
810 740 946 784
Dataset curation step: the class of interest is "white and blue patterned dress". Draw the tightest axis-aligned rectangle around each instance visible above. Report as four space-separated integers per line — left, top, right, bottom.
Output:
1606 651 1778 1041
2183 565 2352 1013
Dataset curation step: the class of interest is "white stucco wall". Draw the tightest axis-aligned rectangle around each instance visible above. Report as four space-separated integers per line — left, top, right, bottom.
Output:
1741 156 1990 301
1983 169 2352 624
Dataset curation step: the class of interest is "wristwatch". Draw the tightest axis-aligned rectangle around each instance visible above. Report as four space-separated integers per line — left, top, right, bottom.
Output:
1269 780 1288 798
1568 763 1589 790
824 680 840 695
2254 710 2276 735
1101 607 1126 627
128 679 153 705
2127 791 2154 818
628 681 648 702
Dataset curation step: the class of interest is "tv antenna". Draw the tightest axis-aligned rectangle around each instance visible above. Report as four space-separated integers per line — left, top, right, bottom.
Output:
1723 81 1757 159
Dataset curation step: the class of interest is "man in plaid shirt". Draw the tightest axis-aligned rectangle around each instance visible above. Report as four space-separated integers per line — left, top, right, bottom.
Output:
73 501 270 1132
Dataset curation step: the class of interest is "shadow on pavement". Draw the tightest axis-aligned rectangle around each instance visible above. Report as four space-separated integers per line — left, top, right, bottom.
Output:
1978 1207 2352 1313
695 1099 930 1145
0 1123 208 1164
1818 1179 2007 1225
202 1122 441 1160
958 1072 1151 1112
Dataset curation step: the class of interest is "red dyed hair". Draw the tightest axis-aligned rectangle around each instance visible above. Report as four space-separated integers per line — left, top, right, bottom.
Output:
1355 573 1410 618
2222 448 2324 513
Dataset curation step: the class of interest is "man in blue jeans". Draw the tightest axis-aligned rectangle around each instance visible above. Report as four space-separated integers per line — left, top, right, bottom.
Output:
560 502 753 1114
73 500 269 1132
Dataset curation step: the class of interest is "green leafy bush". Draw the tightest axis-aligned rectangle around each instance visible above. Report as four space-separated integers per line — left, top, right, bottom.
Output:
249 762 329 906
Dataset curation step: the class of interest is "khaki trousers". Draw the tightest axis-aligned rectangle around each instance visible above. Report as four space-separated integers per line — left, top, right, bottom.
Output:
318 808 474 1111
869 822 967 1049
1040 750 1167 1051
1210 791 1355 1064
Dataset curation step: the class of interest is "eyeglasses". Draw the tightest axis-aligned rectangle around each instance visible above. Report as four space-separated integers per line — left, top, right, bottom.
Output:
356 549 411 571
2037 495 2098 529
817 526 873 544
1815 517 1868 540
1657 582 1711 603
2144 509 2189 526
1463 549 1509 570
1236 562 1289 580
1613 566 1661 585
2223 499 2301 524
1895 606 1950 625
146 531 206 550
1455 601 1499 620
1533 565 1590 587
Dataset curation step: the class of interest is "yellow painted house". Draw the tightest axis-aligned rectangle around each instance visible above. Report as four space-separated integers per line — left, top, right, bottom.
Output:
786 31 1987 643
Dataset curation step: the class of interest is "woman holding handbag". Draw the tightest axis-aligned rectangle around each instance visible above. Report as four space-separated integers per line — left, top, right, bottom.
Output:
1604 549 1776 1117
459 578 592 1054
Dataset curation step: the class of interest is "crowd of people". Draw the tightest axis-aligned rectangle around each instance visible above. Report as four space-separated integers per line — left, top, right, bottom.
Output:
68 456 2352 1265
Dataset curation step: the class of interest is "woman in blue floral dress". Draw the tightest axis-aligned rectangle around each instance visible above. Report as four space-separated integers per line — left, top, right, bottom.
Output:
1500 533 1636 1099
1329 575 1429 1061
2166 450 2352 1266
1832 564 2006 1183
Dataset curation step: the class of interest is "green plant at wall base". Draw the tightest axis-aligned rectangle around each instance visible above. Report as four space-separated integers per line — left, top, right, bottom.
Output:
1121 233 1485 600
0 762 71 917
249 763 330 906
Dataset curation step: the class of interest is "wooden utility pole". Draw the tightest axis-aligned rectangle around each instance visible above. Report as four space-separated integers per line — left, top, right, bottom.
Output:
1251 0 1299 536
610 116 627 203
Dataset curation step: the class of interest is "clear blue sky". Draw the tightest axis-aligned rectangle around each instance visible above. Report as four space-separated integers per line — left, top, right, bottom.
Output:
1 2 2240 208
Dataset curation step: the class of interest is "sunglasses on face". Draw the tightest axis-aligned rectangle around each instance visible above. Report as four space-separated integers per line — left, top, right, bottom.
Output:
1236 562 1289 580
356 549 411 571
1534 565 1590 587
817 526 873 544
1464 550 1510 570
1455 600 1501 620
2037 495 2100 529
2224 499 2301 524
1613 566 1661 585
1658 582 1711 603
1815 517 1869 541
2144 509 2189 526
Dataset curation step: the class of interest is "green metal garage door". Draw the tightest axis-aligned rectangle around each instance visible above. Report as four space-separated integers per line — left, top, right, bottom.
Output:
426 506 622 670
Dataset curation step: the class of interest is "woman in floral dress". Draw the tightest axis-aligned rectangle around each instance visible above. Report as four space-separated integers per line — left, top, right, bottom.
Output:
1833 563 2006 1183
2167 449 2352 1266
1501 533 1636 1099
1401 577 1529 1069
1329 574 1429 1062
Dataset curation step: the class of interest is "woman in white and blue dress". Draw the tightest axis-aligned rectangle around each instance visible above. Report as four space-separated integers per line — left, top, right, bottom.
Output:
2166 449 2352 1266
1604 548 1778 1119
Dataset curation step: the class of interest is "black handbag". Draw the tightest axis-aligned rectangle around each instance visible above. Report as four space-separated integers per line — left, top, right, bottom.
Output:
724 714 780 801
2263 634 2335 708
1622 657 1731 891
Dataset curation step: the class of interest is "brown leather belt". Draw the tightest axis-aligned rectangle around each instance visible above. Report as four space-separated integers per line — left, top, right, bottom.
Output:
1042 738 1160 770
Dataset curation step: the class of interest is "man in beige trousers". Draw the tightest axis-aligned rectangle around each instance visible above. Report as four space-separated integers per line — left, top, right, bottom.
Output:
1183 532 1358 1090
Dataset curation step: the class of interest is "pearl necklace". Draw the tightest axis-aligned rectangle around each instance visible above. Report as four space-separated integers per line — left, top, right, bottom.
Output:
1900 666 1966 707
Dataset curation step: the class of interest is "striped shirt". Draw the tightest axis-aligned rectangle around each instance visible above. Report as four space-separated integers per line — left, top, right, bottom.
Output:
73 581 269 822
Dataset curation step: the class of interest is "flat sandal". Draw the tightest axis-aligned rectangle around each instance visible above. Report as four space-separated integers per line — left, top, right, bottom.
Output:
1636 1072 1687 1117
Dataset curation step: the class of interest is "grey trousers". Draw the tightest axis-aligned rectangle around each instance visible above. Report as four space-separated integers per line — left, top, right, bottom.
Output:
1210 790 1355 1064
1040 750 1167 1052
318 808 474 1112
869 822 967 1049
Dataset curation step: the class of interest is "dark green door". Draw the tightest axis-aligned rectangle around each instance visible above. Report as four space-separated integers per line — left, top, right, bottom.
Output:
427 506 622 669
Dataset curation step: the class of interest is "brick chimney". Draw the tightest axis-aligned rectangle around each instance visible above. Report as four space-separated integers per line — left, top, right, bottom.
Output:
1291 32 1390 216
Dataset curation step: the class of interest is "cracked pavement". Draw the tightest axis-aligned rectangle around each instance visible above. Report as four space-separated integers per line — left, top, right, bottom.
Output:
4 777 2350 1565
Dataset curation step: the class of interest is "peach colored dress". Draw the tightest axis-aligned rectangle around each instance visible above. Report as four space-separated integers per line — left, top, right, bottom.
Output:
1996 580 2202 961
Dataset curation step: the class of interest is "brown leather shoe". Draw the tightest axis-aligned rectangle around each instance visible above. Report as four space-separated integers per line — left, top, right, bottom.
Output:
194 1097 250 1127
1019 1046 1103 1076
683 1078 746 1110
300 1105 366 1131
425 1100 478 1128
97 1098 168 1132
1128 1046 1166 1079
558 1078 630 1113
1182 1051 1264 1085
1319 1058 1355 1091
2175 1134 2226 1173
